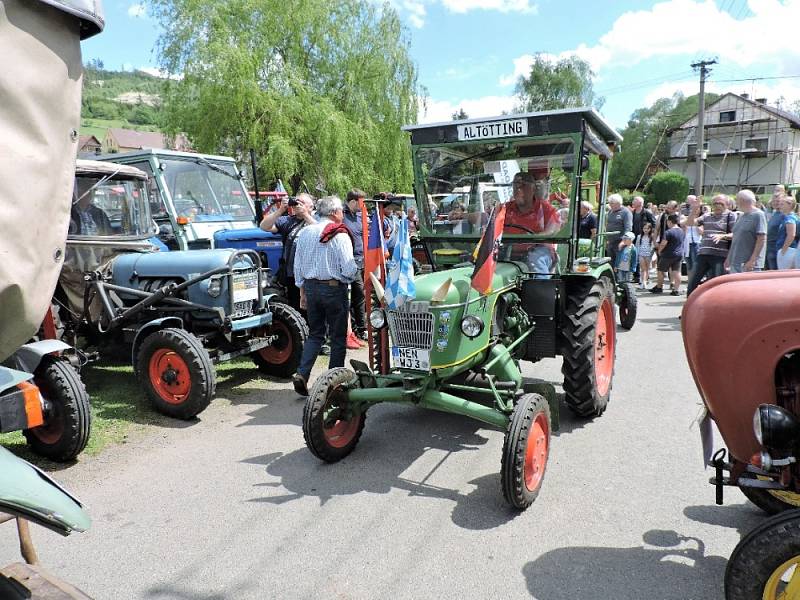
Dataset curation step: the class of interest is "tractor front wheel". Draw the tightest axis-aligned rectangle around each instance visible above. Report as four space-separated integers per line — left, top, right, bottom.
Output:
501 393 551 510
303 367 365 463
137 328 215 419
24 357 91 462
725 509 800 600
739 473 800 515
618 282 637 330
561 278 616 417
251 302 307 377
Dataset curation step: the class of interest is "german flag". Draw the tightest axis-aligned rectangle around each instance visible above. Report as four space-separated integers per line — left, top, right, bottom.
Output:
471 203 507 295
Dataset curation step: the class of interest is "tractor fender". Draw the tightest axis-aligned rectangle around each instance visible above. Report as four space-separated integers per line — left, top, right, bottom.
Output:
131 317 185 374
12 340 72 374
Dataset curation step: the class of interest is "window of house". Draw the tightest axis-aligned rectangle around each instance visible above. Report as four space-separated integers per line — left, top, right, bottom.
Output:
686 141 709 158
719 110 736 123
744 137 768 153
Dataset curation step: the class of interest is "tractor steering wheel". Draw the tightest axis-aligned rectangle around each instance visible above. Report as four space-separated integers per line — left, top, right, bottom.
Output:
504 223 539 235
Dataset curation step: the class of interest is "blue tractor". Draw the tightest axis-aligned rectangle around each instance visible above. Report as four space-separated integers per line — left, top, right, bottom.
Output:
95 149 285 273
53 160 307 419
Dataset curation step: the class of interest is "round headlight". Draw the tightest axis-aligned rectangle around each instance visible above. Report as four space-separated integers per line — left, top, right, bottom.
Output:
369 309 386 329
753 407 764 445
755 404 800 451
460 315 484 338
207 277 223 297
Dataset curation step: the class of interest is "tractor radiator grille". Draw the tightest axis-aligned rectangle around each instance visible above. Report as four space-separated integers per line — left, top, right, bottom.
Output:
232 300 254 319
387 309 434 351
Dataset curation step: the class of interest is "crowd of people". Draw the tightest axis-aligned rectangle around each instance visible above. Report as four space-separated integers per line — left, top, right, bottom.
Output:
604 185 796 298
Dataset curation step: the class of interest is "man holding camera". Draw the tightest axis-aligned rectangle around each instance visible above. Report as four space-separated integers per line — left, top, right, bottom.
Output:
260 193 317 310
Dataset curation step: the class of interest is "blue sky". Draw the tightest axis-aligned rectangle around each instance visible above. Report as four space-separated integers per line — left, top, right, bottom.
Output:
83 0 800 129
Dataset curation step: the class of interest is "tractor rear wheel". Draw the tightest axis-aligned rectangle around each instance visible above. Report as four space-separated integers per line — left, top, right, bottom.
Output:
251 302 307 377
501 393 551 509
725 509 800 600
303 367 365 463
618 282 637 330
561 278 616 417
137 328 215 419
24 357 91 462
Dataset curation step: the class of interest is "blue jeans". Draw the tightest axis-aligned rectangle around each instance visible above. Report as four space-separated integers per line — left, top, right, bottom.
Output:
685 242 699 274
297 280 349 380
686 254 725 296
766 249 778 270
527 245 555 279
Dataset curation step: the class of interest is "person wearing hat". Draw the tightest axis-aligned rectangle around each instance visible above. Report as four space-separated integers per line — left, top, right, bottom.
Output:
504 168 562 277
614 232 638 283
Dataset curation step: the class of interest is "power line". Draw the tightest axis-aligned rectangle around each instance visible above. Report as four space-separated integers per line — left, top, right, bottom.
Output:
714 74 800 83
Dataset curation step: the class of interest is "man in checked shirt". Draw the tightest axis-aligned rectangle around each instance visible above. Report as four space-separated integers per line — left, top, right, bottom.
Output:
291 196 359 396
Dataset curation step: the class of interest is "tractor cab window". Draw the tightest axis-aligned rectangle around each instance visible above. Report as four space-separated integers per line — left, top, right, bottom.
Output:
69 175 151 239
417 138 576 242
129 160 169 221
160 158 255 221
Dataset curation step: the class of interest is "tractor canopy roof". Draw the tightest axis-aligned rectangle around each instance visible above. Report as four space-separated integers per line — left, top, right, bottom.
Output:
76 159 148 180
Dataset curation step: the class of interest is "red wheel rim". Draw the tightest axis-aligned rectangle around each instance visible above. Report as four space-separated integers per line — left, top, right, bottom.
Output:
524 412 549 492
148 349 192 405
594 298 615 397
257 321 292 364
322 386 360 448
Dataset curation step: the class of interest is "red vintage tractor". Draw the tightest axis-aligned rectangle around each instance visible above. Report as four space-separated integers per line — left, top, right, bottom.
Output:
683 270 800 599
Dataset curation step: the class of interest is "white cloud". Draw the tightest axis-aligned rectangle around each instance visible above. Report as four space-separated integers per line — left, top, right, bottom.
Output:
377 0 536 28
440 0 537 14
643 78 800 110
419 94 517 123
566 0 800 73
127 3 146 18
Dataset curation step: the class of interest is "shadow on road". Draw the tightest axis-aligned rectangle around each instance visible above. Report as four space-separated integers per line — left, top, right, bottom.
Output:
523 529 727 600
683 501 765 536
634 316 682 332
241 406 539 530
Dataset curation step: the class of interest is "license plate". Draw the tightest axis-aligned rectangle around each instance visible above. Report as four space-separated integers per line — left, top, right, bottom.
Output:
391 346 430 371
232 272 259 303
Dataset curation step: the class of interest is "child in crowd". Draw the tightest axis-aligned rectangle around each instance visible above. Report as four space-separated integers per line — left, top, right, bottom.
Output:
636 222 655 289
614 232 638 283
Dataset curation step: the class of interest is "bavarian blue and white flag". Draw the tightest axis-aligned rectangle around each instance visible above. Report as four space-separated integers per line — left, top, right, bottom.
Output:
384 215 416 309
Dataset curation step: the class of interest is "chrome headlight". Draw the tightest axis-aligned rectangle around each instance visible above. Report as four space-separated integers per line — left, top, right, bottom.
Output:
369 308 386 329
460 315 484 338
208 276 223 297
754 404 800 451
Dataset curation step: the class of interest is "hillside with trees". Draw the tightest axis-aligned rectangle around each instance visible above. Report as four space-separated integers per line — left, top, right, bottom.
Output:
80 61 165 139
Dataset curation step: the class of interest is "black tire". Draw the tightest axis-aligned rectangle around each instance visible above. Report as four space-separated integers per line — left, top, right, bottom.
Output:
618 282 637 330
560 278 616 417
136 328 215 419
725 509 800 599
302 367 365 463
501 393 551 510
251 302 308 377
23 357 91 462
739 473 800 515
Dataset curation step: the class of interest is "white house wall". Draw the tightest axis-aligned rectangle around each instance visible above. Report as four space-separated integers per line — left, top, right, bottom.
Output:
667 93 800 193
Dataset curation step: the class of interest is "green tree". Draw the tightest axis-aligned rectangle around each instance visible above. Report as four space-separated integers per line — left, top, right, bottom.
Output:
609 91 719 191
148 0 418 194
515 55 604 112
644 171 689 203
452 108 468 121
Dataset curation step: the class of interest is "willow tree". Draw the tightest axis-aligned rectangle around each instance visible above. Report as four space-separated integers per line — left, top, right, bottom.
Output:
515 55 603 113
148 0 418 194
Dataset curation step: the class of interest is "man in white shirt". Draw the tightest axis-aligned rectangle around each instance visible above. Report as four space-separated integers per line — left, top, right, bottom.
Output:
292 196 359 395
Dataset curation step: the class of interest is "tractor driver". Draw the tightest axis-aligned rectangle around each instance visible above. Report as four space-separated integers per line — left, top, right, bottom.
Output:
69 178 113 236
504 168 562 277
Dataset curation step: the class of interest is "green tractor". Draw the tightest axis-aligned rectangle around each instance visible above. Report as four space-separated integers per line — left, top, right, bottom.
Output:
302 108 627 509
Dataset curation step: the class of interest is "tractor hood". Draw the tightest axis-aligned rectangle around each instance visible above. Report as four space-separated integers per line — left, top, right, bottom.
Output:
110 249 255 284
0 447 90 536
415 262 522 305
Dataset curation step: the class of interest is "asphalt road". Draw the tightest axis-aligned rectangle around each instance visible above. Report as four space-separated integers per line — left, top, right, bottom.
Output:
1 289 766 599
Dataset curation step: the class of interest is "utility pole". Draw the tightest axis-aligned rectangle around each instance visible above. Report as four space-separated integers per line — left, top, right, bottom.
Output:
691 59 717 196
